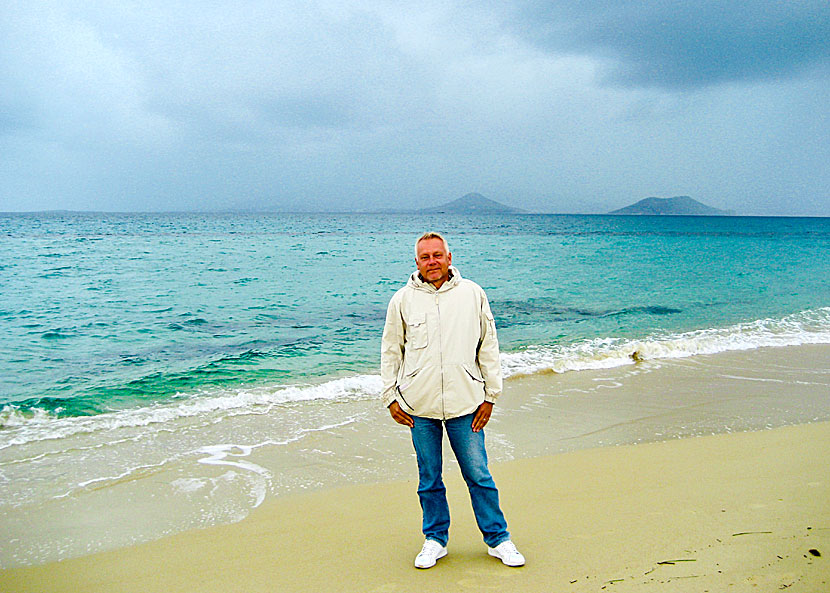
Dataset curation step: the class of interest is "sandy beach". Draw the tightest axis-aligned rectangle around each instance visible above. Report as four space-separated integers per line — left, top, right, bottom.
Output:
2 345 828 592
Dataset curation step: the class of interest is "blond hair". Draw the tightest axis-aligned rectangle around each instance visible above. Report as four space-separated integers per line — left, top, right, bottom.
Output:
415 231 449 257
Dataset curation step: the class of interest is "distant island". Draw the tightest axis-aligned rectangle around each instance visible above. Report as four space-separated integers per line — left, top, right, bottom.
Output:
610 196 735 216
422 193 526 214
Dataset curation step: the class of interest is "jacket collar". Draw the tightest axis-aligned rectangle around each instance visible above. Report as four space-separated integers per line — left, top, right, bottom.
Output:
409 265 461 293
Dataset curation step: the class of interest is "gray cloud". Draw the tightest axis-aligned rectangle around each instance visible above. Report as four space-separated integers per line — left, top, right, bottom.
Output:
0 1 827 215
511 0 830 88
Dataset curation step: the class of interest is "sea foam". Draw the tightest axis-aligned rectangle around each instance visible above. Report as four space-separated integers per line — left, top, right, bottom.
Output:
2 308 828 449
501 307 830 377
0 374 383 448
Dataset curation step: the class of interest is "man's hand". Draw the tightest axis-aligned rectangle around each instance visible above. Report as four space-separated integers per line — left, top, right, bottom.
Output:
388 401 414 428
471 401 493 432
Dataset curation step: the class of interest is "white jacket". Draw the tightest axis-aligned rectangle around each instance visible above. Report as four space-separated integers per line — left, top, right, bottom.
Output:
380 266 502 419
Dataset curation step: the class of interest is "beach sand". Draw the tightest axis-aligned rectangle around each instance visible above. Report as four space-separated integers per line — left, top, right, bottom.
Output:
1 346 828 592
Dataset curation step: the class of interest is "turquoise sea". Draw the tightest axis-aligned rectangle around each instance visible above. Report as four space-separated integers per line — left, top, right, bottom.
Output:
2 211 829 566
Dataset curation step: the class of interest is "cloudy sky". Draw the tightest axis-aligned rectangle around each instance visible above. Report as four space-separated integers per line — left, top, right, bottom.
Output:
1 1 828 215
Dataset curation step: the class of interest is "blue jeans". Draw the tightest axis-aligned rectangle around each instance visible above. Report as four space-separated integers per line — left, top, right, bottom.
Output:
410 413 510 548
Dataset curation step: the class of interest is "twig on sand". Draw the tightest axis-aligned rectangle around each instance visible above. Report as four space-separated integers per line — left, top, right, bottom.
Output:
668 575 701 581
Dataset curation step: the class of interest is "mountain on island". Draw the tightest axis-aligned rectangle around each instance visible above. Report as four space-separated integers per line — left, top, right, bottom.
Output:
609 196 735 216
422 193 525 214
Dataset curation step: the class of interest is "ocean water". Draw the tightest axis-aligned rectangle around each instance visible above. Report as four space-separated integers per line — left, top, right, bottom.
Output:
2 211 829 565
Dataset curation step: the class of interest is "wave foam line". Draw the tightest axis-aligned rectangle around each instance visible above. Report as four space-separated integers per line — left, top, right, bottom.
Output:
501 307 830 376
2 308 828 448
0 375 382 449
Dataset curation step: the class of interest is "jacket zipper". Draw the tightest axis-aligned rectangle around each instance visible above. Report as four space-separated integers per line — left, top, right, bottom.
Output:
436 291 445 420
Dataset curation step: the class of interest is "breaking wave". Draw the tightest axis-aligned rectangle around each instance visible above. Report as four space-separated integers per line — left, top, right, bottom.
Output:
500 307 830 376
2 308 828 449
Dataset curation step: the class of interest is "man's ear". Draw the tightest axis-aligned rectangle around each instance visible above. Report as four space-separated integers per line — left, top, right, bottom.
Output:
448 252 452 265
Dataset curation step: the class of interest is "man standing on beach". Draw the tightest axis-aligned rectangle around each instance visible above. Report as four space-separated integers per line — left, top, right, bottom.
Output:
380 232 525 569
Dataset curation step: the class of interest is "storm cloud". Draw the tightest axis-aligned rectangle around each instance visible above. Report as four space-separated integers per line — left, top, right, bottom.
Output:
1 1 828 214
510 1 830 88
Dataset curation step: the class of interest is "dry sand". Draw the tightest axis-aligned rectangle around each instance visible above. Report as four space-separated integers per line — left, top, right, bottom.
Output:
1 420 827 592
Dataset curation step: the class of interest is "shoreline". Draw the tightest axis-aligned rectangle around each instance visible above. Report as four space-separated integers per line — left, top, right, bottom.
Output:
495 343 830 454
1 421 827 592
1 343 829 575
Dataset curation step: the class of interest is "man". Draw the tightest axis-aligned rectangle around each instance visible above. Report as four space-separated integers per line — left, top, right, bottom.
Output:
380 231 525 569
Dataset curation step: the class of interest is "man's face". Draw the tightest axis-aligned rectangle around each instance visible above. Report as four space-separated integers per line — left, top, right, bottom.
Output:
416 237 452 287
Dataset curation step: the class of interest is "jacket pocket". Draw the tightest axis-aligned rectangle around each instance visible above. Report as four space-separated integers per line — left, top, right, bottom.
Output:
406 314 428 349
462 363 485 383
396 386 415 411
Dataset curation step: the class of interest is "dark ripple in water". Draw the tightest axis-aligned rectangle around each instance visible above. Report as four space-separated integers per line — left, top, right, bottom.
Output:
40 329 74 340
183 318 208 325
492 299 682 327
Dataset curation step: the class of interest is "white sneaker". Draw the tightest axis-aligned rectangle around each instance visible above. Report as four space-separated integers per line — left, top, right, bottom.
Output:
488 540 525 566
414 539 447 569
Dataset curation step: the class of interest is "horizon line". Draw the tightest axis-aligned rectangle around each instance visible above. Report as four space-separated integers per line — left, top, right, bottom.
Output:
2 209 829 218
